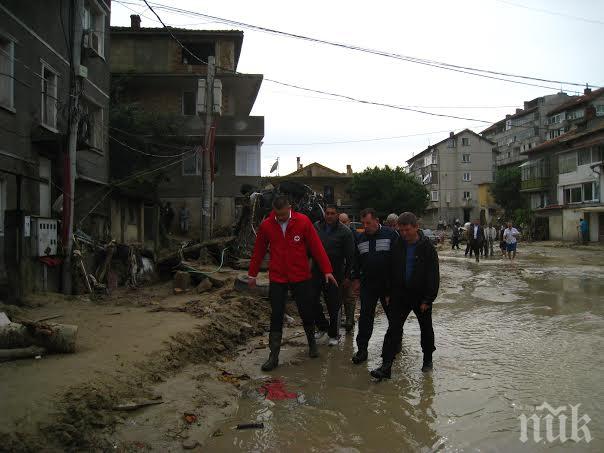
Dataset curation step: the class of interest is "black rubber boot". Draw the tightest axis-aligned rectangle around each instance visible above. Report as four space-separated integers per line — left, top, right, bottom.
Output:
304 326 319 358
344 303 355 333
352 349 368 364
370 361 392 379
421 353 433 373
261 331 282 371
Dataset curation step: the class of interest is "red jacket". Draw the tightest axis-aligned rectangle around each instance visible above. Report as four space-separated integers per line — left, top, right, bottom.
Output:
249 210 333 283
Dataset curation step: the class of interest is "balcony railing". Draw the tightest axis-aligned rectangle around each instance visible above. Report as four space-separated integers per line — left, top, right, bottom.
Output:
520 177 551 191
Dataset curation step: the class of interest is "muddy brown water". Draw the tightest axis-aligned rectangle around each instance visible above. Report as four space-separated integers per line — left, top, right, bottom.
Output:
207 246 604 452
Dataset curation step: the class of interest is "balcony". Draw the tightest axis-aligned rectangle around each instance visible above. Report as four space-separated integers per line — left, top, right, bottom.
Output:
182 115 264 138
496 153 528 167
520 177 551 192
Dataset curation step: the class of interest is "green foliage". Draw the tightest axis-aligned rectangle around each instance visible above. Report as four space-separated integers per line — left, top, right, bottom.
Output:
491 167 527 215
348 166 429 218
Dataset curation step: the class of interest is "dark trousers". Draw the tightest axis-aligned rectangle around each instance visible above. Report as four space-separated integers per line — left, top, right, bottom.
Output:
356 285 401 359
470 239 482 261
269 280 314 333
464 242 473 256
400 303 435 358
311 272 342 338
451 236 460 249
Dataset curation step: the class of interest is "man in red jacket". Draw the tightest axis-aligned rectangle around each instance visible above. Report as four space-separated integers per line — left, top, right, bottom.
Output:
248 196 336 371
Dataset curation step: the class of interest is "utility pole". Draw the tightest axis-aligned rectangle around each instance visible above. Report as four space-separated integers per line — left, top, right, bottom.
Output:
200 56 215 241
62 0 83 294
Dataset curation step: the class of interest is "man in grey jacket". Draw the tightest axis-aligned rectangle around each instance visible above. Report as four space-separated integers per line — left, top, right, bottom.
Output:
312 205 355 345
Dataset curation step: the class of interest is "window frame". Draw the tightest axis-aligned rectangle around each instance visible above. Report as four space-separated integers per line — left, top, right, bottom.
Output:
40 60 58 130
182 152 201 176
462 153 471 163
463 171 471 182
463 191 471 200
430 190 439 202
235 144 261 177
0 35 15 111
83 1 106 59
461 137 470 146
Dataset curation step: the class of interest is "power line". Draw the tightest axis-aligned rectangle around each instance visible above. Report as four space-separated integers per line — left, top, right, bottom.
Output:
109 135 192 157
121 0 598 90
494 0 604 26
263 129 473 146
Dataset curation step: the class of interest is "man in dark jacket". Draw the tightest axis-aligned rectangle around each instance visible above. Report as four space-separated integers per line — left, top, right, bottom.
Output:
468 218 485 263
338 212 359 332
312 205 355 345
351 208 399 365
371 212 440 379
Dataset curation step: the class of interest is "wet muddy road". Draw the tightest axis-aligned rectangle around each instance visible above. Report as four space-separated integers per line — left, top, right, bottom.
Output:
208 246 604 452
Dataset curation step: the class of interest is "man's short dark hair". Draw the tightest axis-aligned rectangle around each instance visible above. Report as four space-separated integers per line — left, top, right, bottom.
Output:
360 208 377 219
397 212 418 226
325 204 338 211
273 195 290 210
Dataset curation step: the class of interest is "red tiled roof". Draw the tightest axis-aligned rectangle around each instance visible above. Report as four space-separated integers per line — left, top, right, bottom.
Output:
546 87 604 116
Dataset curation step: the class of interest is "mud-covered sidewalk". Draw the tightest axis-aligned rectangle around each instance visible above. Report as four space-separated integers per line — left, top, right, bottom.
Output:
0 268 309 452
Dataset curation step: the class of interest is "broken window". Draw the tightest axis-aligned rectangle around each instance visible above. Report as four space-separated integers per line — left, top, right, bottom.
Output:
181 42 215 65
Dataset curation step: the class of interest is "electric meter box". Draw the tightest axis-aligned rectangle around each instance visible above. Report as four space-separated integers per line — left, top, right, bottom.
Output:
31 218 58 257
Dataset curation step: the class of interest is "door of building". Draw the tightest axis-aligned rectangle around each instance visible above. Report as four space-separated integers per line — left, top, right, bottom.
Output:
599 213 604 242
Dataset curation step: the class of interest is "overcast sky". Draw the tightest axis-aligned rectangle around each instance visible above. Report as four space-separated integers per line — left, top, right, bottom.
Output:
110 0 604 175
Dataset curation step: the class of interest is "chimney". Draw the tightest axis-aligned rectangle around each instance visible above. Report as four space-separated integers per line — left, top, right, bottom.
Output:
130 14 141 29
516 108 523 114
346 164 352 175
296 157 302 170
449 132 454 138
584 86 592 95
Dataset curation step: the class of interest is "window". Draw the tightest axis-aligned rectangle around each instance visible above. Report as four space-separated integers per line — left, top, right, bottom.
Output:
558 153 577 174
181 42 215 65
549 113 563 125
563 182 599 204
566 109 585 121
463 191 471 200
422 173 432 184
81 100 104 150
41 63 58 129
462 154 471 163
462 138 470 146
0 37 14 110
447 139 457 148
505 119 512 131
596 105 604 117
182 91 196 116
235 144 261 176
548 128 565 140
183 152 201 176
578 148 592 166
83 1 106 58
431 190 439 202
463 172 471 182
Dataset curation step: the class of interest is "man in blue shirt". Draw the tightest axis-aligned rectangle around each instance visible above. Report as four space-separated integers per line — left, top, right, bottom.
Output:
371 212 440 379
579 218 589 244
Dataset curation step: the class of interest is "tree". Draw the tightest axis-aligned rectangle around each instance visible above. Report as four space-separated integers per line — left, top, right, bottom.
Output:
348 166 429 218
491 167 527 215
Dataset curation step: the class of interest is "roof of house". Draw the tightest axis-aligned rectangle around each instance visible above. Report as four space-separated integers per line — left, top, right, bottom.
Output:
110 27 244 65
406 129 495 164
522 120 604 155
480 106 538 135
546 87 604 116
280 162 351 178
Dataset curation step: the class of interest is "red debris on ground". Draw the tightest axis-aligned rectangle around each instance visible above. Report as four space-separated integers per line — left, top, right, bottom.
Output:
258 378 297 400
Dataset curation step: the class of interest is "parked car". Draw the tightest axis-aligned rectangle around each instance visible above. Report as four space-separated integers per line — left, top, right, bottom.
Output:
422 228 439 245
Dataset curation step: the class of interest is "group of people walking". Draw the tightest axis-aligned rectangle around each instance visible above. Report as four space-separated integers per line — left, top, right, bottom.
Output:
247 196 439 380
451 219 520 262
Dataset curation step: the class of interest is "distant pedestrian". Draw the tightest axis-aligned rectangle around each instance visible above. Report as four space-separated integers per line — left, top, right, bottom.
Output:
499 225 507 257
164 202 175 234
385 213 398 229
483 223 497 257
468 219 484 263
248 196 337 371
179 204 190 234
579 218 589 244
503 221 520 261
451 225 460 250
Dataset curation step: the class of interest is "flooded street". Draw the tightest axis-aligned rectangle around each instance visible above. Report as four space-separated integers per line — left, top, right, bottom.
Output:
208 245 604 452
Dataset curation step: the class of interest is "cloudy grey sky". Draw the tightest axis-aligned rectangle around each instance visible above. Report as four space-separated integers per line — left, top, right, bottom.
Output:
110 0 604 175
